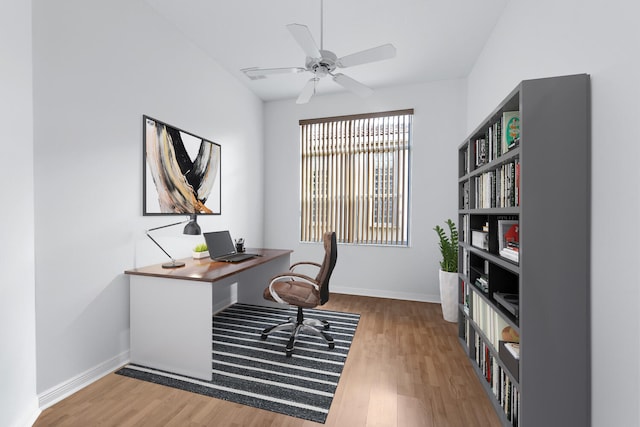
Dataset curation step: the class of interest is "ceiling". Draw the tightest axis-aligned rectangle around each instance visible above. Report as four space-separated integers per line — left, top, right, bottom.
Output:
145 0 510 102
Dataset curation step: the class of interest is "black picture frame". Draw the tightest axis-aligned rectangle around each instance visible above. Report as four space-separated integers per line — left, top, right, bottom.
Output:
143 115 221 215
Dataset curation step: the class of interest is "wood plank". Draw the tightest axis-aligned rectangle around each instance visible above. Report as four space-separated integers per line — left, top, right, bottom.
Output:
35 294 501 427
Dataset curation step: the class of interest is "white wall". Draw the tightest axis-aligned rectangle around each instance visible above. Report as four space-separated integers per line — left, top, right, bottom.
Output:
466 0 640 425
32 0 264 401
0 2 40 426
264 80 466 302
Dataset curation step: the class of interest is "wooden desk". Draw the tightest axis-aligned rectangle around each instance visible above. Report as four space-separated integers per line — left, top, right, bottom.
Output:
125 248 292 381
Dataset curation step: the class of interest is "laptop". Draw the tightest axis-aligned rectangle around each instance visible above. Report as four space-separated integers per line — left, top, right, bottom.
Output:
203 230 259 263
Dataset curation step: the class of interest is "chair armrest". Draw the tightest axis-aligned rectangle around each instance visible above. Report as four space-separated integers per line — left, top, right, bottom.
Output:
290 261 322 272
271 272 319 289
267 272 320 304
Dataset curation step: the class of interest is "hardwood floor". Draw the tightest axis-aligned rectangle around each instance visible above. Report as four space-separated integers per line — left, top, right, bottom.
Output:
34 294 501 427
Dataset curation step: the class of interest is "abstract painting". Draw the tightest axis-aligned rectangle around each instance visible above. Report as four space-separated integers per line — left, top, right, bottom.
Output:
143 116 221 215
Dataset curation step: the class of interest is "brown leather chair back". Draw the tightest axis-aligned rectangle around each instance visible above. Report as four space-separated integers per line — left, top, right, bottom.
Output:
316 231 337 305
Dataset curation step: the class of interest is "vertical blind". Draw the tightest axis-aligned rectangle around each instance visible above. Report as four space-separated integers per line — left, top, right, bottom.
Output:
300 109 413 246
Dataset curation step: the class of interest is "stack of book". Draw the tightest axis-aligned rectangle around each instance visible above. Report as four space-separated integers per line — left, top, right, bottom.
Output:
498 219 519 262
475 275 489 293
500 245 519 262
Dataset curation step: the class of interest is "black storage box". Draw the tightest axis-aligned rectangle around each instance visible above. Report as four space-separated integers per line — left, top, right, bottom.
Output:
499 340 520 382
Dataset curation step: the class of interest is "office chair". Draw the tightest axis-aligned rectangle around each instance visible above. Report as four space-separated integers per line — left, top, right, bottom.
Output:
261 231 337 357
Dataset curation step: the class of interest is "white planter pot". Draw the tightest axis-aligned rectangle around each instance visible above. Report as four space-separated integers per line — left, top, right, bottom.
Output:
439 269 458 323
192 251 209 259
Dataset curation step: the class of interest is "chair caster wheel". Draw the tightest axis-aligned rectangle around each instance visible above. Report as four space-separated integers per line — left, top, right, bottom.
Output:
260 334 268 340
324 323 330 330
329 342 335 350
285 337 295 357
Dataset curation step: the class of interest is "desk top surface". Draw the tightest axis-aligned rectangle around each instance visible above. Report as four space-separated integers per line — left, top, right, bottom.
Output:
124 248 292 283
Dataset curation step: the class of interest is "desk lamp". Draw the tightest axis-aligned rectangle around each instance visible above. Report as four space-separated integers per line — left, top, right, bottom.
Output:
146 214 201 268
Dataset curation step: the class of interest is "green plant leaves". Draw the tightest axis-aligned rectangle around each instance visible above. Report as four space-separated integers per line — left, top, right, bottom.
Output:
433 219 458 272
193 243 208 252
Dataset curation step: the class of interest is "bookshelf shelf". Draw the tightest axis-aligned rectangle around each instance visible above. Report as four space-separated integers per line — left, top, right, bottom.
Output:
462 207 520 215
461 243 519 273
457 74 590 427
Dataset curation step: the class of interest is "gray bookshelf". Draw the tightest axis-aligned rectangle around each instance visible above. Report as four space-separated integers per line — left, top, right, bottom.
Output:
457 74 590 427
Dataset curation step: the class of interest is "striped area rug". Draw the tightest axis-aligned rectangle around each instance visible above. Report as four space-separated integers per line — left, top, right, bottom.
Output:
117 303 360 423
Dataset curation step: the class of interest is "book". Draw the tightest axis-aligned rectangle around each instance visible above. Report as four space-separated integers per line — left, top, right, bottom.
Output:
476 138 488 166
500 247 519 262
498 220 519 251
515 161 520 206
502 111 520 150
463 248 469 276
505 342 520 359
462 181 470 209
504 223 519 246
462 147 469 174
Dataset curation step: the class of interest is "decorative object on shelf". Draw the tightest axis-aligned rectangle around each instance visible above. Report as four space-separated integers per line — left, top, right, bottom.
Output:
434 219 458 322
143 115 221 215
474 275 489 293
501 325 520 343
146 214 202 269
471 230 489 250
192 242 209 259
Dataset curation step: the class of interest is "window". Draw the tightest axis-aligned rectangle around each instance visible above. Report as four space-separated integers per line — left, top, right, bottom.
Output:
300 109 413 246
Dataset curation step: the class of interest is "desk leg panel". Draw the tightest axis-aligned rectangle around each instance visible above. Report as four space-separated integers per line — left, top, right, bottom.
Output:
130 276 212 381
236 254 291 307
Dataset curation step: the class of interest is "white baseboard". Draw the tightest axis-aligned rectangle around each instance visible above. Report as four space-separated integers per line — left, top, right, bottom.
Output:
23 408 41 427
38 350 130 410
331 286 441 304
11 399 40 427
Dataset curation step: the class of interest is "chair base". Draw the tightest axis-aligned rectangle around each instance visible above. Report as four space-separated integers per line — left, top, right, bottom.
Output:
261 306 335 357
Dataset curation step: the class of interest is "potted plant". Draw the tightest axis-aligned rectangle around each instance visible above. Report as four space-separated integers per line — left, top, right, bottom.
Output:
433 219 458 322
192 243 209 259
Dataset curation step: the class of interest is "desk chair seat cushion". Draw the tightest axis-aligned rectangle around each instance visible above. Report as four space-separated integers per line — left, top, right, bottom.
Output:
263 280 320 309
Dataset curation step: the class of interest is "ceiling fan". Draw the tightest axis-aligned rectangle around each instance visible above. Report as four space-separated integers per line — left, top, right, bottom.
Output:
240 0 396 104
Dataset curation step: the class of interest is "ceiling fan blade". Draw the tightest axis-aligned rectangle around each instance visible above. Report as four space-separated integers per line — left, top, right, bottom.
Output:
297 78 317 104
286 24 321 58
332 73 374 98
337 44 396 68
241 67 306 80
